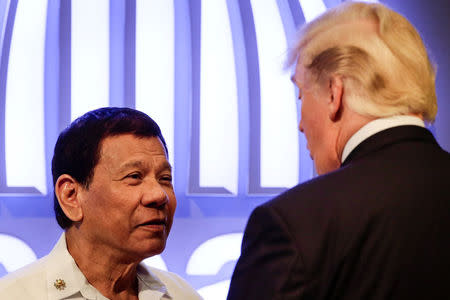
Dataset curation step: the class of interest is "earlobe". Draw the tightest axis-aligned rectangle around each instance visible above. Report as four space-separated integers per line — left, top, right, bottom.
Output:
55 175 83 223
328 76 344 121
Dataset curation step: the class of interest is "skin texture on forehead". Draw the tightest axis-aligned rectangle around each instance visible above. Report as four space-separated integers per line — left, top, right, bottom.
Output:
98 136 170 182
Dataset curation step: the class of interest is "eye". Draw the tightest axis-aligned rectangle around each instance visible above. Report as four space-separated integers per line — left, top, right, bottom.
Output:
127 173 142 179
123 172 143 184
160 174 173 185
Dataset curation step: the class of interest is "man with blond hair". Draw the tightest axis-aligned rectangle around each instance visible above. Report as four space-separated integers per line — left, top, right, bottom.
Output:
228 2 450 299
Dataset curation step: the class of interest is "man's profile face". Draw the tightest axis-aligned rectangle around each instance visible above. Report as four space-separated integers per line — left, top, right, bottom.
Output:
77 134 176 261
292 61 339 175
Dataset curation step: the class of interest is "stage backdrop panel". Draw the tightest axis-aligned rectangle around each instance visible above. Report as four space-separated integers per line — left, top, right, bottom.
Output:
1 0 448 299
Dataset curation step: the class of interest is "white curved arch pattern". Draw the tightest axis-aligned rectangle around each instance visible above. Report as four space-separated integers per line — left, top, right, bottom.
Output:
298 0 327 22
298 0 378 24
71 0 109 120
5 0 47 194
186 233 243 275
135 0 175 166
197 279 230 300
250 0 299 188
0 0 9 64
199 0 239 194
142 254 168 272
0 234 37 272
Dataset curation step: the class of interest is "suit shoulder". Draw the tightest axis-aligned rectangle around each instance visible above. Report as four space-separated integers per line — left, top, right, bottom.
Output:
265 170 346 211
0 256 48 297
257 169 361 247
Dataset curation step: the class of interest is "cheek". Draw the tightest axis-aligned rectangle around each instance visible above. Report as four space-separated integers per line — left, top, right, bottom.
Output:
299 98 315 128
167 193 177 217
87 187 133 219
165 194 177 234
301 112 317 139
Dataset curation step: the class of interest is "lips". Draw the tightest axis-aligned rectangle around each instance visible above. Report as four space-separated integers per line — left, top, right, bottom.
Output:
137 217 167 230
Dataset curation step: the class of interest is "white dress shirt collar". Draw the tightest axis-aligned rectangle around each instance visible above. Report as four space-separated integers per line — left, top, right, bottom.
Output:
341 115 425 163
46 233 171 300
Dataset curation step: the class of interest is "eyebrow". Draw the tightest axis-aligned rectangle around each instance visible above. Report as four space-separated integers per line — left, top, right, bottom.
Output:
160 161 172 172
118 160 172 173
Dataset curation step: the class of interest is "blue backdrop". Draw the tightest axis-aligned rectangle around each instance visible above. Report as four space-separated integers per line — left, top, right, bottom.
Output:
0 1 448 299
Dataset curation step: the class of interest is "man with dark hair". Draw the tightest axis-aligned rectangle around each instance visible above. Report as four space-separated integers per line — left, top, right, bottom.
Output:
228 2 450 299
0 107 201 299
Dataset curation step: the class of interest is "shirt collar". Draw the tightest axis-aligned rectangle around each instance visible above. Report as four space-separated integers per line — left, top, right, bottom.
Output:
136 264 172 299
46 233 172 300
341 115 425 163
46 233 89 300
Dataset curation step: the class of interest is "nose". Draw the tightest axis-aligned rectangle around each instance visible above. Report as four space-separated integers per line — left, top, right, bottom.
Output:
141 181 169 208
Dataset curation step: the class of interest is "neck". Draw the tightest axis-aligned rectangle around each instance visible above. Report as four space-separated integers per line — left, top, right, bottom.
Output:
65 228 140 299
334 110 373 163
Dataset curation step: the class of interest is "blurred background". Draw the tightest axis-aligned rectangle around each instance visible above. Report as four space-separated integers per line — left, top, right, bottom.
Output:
0 0 448 299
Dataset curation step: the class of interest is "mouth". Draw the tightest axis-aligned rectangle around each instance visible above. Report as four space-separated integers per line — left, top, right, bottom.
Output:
137 218 166 231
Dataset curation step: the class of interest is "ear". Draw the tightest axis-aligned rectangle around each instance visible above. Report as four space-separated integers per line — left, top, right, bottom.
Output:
327 75 344 121
55 174 83 223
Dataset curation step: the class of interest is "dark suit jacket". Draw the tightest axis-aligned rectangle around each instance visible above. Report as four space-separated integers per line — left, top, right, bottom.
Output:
227 126 450 300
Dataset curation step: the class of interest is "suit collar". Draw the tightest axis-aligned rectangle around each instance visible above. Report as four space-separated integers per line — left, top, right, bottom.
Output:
341 125 437 166
341 115 425 163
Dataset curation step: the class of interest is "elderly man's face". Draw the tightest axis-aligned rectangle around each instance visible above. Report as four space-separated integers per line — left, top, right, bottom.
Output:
293 62 338 175
78 134 176 261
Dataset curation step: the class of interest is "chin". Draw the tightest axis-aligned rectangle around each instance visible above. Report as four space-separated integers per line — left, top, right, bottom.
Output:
134 239 166 260
148 241 166 255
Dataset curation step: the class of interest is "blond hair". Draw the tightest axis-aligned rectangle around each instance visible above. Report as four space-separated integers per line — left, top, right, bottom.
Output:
287 1 437 122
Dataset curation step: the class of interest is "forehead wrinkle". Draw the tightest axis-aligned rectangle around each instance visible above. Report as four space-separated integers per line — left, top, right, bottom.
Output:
118 158 172 174
118 160 147 172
